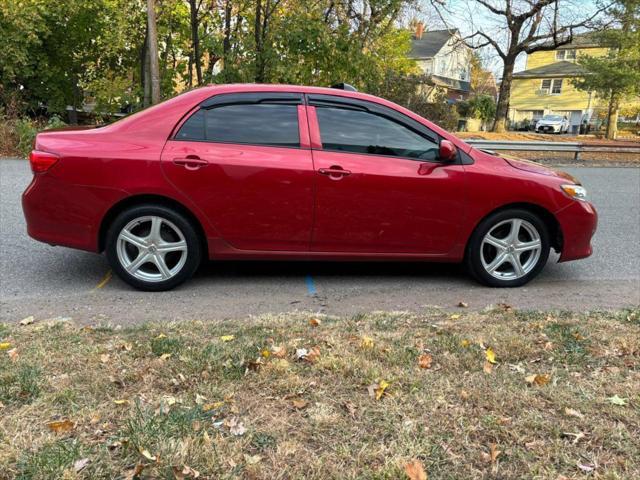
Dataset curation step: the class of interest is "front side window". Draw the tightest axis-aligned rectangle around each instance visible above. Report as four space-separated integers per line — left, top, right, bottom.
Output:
176 103 299 147
315 107 440 161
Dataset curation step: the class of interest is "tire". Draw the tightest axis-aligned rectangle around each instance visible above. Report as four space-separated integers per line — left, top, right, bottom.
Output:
465 209 550 287
105 204 202 291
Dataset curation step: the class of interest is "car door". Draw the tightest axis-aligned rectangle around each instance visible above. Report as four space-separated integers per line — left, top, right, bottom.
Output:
307 94 466 254
161 92 314 251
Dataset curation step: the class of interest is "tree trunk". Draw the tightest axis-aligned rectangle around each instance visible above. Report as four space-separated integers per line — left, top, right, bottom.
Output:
223 0 232 59
254 0 264 82
189 0 202 86
143 28 151 107
605 90 619 140
146 0 161 105
140 28 149 107
493 57 516 133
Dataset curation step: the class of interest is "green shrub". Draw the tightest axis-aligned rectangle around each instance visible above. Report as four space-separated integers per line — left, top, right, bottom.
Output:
14 115 66 158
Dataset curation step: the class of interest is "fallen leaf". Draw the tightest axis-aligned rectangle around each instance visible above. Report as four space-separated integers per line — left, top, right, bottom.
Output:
260 348 270 358
202 401 224 412
460 339 471 348
343 401 357 418
360 336 374 349
564 407 584 419
368 380 389 400
139 448 157 461
497 303 513 312
244 454 262 465
120 342 133 351
292 399 308 409
46 419 75 433
295 348 308 360
457 302 468 308
459 389 470 400
562 431 586 444
225 416 246 436
0 343 11 350
155 333 167 339
481 443 501 465
483 361 494 374
160 353 172 360
301 346 320 363
19 316 35 326
418 353 433 369
525 374 550 386
607 394 627 406
8 348 19 362
309 318 321 327
195 393 207 405
114 399 129 405
577 462 595 473
220 335 235 342
74 458 90 473
450 314 461 320
172 465 200 479
485 347 497 364
124 463 145 480
404 459 427 480
100 353 111 363
271 346 287 358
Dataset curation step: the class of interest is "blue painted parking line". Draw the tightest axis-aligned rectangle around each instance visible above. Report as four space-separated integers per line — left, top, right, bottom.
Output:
305 274 317 295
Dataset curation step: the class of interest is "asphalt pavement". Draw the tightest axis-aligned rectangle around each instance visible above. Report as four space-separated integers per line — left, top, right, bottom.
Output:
1 158 639 324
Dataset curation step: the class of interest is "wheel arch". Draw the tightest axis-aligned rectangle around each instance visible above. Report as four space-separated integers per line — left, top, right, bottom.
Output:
466 202 563 255
98 194 208 254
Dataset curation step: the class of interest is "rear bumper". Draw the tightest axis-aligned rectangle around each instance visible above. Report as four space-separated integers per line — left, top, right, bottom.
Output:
22 173 126 252
556 200 598 262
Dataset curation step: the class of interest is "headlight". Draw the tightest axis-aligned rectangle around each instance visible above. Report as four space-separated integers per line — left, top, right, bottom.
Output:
561 184 588 201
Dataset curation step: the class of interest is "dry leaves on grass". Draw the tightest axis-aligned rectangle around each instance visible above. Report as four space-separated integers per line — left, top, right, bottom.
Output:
46 419 75 433
172 465 200 478
224 416 246 436
404 459 428 480
309 317 321 327
525 373 551 386
291 398 309 409
19 316 35 326
0 342 11 350
295 346 320 363
418 353 433 369
607 395 627 406
368 380 390 400
8 348 19 362
220 335 235 342
74 458 90 473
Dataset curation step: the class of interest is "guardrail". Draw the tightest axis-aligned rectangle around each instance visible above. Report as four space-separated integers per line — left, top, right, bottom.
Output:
464 140 640 161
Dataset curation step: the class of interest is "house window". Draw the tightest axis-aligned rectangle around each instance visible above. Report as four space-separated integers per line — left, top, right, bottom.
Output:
556 50 577 61
540 79 563 94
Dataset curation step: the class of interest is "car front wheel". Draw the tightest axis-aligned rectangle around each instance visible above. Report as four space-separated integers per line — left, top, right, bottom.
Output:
105 204 202 291
466 209 550 287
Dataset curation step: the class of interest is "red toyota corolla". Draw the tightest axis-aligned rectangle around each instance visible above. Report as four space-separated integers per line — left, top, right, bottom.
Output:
22 84 597 291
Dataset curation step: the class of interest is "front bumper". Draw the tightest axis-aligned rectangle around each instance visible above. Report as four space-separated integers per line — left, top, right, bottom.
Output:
536 124 560 133
556 200 598 262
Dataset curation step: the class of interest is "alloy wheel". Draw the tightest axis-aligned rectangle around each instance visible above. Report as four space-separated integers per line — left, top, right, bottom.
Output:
480 218 542 280
116 215 188 283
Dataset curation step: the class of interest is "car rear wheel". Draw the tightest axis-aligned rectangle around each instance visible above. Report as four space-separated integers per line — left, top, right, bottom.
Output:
466 209 550 287
105 205 202 291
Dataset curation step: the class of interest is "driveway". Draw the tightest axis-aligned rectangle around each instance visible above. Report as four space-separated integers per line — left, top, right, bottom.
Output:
1 159 638 324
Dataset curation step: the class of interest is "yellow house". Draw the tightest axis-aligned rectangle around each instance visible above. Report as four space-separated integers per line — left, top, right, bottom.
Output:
509 33 638 133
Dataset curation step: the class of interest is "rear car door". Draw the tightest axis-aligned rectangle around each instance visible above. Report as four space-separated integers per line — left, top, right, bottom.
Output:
307 94 466 254
161 92 314 251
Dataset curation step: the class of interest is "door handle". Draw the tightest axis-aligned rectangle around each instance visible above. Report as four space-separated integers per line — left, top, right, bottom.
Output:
318 166 351 178
173 157 208 170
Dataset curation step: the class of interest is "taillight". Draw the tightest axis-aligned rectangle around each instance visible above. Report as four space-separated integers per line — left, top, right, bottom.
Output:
29 150 59 173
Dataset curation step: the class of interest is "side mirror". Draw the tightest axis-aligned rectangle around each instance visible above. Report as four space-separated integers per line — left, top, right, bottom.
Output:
439 139 457 162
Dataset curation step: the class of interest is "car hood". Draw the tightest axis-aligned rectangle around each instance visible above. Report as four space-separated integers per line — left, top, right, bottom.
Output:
500 155 580 183
537 120 561 125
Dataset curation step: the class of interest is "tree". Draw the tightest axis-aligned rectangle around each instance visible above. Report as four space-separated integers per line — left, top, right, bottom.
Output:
147 0 161 104
450 1 609 132
572 0 640 139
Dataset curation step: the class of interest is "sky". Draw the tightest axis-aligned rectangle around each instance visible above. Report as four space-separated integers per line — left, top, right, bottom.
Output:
414 0 608 78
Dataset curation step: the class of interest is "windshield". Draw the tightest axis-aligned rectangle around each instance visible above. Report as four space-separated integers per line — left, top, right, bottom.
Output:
541 115 563 121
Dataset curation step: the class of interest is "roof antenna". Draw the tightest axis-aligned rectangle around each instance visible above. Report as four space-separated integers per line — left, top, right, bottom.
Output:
330 83 358 92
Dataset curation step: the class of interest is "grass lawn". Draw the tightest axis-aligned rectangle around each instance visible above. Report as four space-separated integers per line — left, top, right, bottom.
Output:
1 308 639 479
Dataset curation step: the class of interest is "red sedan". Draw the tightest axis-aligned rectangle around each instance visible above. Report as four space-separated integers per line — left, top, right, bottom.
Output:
22 84 597 291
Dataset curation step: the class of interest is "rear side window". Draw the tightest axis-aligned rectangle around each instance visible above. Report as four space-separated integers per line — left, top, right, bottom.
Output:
315 107 439 161
176 103 299 147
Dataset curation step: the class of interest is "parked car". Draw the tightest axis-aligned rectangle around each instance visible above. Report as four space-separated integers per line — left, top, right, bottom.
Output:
535 114 570 134
23 84 597 290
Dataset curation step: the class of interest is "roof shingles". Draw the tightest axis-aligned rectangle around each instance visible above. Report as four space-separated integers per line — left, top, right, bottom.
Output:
409 29 458 59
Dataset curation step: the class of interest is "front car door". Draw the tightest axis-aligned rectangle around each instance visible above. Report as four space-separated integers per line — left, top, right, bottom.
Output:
307 94 467 255
161 92 314 252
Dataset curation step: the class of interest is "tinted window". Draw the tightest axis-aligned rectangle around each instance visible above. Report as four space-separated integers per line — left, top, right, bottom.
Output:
176 103 299 147
315 107 439 161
